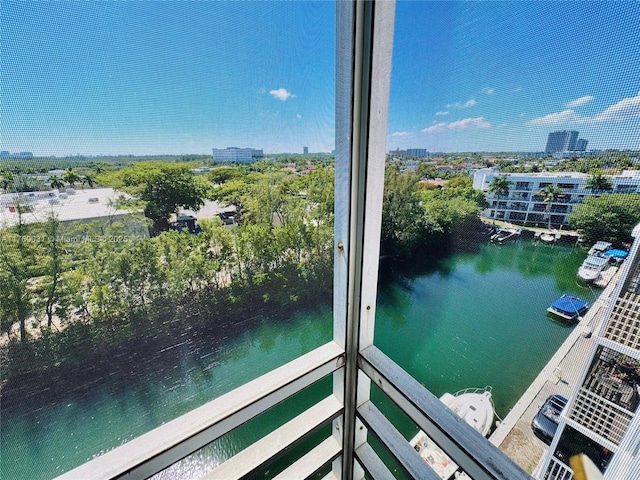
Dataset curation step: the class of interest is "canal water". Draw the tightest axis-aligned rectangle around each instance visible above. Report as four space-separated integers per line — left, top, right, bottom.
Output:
1 241 589 479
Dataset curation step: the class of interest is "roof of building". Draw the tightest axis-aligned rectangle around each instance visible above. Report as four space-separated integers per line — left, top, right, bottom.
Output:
0 187 134 227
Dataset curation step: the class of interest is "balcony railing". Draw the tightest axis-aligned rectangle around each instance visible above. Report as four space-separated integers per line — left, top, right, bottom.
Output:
543 456 574 480
57 342 532 480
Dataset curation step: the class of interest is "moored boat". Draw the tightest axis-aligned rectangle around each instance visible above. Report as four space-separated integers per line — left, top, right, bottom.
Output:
587 241 612 257
605 248 629 266
490 227 520 244
540 232 556 243
578 255 609 282
410 387 496 479
547 295 589 321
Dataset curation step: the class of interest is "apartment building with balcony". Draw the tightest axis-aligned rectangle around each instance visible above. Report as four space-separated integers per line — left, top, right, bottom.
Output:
473 169 640 228
538 223 640 479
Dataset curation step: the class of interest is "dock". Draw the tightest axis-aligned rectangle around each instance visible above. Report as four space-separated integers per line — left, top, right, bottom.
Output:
489 269 622 474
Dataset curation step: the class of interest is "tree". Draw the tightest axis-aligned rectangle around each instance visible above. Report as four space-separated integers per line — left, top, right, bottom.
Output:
48 175 65 190
416 163 440 180
41 215 66 328
381 167 430 257
488 177 512 224
1 171 14 192
536 184 564 229
586 172 613 195
569 194 640 245
116 162 209 234
81 174 96 189
0 201 36 342
63 169 81 188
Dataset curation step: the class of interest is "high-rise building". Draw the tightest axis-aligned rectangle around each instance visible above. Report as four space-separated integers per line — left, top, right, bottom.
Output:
303 146 309 155
212 147 264 163
545 131 579 153
406 148 428 157
575 139 589 151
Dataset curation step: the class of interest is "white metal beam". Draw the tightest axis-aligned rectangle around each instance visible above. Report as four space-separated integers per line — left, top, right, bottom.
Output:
206 395 342 479
57 341 344 480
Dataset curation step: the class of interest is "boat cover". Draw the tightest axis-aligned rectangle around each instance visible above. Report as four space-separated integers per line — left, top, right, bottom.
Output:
551 295 588 315
606 249 629 259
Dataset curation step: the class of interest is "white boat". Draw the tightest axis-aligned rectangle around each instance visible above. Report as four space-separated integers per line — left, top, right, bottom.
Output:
587 241 612 257
578 255 609 282
539 232 556 243
410 387 496 479
490 227 520 244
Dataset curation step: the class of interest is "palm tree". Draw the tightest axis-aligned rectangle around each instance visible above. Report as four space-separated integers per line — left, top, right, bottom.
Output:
488 176 512 224
586 172 613 196
62 169 81 188
48 175 65 190
537 184 564 230
81 174 96 189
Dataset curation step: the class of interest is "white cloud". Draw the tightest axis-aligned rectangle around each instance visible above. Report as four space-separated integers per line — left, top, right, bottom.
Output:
269 88 295 101
296 114 302 119
527 109 580 126
392 131 413 137
528 92 640 126
446 98 476 109
482 88 495 95
591 91 640 123
435 111 449 116
421 117 491 133
565 95 594 108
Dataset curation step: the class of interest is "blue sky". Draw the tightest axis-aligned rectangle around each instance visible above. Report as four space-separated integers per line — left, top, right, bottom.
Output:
2 2 640 156
389 2 640 153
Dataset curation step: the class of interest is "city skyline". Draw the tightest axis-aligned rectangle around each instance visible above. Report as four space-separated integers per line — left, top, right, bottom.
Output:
2 2 640 156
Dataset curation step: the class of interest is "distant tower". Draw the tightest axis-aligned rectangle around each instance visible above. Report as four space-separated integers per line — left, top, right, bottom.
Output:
545 131 579 153
303 146 309 155
575 139 588 151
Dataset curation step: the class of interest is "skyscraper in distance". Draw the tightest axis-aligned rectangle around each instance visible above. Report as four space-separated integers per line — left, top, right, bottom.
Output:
545 130 579 153
303 146 309 155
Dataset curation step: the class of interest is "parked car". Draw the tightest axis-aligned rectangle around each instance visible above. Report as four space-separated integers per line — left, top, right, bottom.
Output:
531 394 568 444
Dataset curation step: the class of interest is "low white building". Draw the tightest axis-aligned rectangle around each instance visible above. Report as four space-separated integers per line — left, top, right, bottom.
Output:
0 187 138 228
473 169 640 228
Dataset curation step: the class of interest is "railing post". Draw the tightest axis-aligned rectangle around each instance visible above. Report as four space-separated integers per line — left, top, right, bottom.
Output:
335 1 395 479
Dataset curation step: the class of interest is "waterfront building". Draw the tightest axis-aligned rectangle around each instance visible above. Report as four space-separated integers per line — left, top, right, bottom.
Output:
211 147 264 163
538 223 640 479
546 131 579 154
473 169 640 228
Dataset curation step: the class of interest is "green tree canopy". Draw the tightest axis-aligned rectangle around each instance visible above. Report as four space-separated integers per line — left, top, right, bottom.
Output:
109 162 209 233
63 169 81 188
586 172 613 194
569 194 640 245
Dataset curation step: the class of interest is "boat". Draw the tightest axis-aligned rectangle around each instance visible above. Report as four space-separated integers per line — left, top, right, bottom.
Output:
539 232 557 243
587 241 612 257
578 255 609 282
547 295 589 321
410 387 495 479
605 248 629 266
490 227 520 244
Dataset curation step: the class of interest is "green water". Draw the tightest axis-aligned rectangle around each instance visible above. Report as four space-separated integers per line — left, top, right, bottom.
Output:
0 241 588 479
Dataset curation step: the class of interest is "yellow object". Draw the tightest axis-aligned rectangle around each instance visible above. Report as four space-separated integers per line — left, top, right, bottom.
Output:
570 454 604 480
